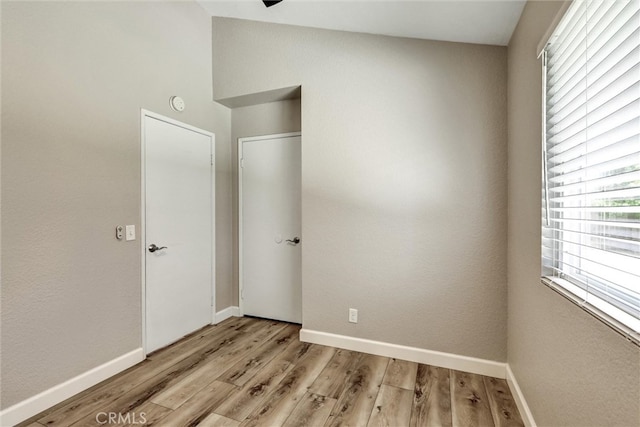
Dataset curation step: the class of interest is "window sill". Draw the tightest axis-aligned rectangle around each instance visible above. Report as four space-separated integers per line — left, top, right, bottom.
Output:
541 276 640 347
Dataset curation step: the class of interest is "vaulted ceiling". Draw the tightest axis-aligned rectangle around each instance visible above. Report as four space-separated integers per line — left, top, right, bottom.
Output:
197 0 527 46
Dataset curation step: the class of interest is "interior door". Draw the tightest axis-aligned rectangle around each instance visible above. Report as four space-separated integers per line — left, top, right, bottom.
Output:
144 113 214 353
241 134 301 323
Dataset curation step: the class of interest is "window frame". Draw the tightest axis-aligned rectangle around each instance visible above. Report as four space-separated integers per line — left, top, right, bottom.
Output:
539 0 640 346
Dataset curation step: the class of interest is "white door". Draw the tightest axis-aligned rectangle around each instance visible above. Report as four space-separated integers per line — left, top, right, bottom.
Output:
240 133 301 324
143 113 214 353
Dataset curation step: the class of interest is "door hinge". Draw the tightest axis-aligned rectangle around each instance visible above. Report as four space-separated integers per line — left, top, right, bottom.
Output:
211 154 214 166
240 158 244 168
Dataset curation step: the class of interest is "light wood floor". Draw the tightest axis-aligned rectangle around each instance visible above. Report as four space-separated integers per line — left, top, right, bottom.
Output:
20 316 523 427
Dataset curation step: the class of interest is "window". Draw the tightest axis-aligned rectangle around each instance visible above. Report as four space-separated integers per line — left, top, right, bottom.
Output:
541 0 640 344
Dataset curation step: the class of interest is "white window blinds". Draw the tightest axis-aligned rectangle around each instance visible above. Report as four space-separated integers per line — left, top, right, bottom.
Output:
542 0 640 343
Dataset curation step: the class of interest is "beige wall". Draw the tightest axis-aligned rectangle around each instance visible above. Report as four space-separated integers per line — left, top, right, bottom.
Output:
213 18 508 361
507 2 640 425
231 99 302 305
0 2 232 408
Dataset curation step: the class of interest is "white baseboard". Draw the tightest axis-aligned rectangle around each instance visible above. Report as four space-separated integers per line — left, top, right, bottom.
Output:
0 348 144 427
299 329 507 379
506 364 537 427
215 306 241 324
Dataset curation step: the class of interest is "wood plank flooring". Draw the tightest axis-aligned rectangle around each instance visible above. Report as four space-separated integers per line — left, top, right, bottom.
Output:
20 317 523 427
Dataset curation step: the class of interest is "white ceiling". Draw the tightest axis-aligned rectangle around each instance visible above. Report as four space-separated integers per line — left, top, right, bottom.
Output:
197 0 527 46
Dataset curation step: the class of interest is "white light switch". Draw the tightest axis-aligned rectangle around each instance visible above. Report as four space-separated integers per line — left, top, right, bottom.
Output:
125 225 136 241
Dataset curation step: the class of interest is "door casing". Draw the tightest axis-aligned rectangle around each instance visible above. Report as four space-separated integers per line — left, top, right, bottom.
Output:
238 132 301 320
140 109 216 355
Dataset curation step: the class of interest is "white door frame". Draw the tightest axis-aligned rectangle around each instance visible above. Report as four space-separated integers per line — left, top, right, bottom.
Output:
238 132 301 318
140 109 216 356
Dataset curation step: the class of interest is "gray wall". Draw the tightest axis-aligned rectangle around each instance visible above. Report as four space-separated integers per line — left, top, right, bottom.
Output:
1 2 232 408
231 99 302 305
213 18 508 361
507 2 640 426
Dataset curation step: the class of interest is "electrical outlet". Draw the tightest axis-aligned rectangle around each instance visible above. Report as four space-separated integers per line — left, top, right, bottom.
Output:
349 308 358 323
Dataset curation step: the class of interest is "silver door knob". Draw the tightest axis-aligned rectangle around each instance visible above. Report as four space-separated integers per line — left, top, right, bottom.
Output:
148 244 167 253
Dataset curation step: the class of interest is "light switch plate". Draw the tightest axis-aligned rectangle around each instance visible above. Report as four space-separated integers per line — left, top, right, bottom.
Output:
125 225 136 241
